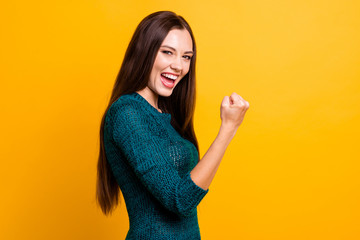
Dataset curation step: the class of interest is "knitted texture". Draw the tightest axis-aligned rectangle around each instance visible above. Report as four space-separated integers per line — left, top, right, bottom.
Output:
104 92 209 239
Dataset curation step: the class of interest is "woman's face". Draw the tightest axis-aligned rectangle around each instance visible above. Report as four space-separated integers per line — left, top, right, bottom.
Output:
147 28 193 97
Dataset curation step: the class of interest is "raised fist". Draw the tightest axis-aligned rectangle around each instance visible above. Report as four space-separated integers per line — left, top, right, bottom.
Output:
220 92 250 129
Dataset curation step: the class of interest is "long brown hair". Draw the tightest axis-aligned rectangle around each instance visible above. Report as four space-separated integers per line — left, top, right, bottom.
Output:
96 11 198 215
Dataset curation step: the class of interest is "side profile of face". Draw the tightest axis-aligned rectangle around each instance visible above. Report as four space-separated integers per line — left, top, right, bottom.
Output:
147 28 194 97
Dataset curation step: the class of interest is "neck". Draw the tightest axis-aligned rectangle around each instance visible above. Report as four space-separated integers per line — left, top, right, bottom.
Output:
136 87 161 113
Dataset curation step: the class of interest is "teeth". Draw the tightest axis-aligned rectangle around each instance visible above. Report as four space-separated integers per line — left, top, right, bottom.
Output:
161 73 178 80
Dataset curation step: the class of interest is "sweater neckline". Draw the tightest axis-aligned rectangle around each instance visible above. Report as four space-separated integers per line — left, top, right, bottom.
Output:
130 92 171 120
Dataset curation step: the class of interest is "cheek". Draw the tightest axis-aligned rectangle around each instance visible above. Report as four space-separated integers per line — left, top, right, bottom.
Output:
148 68 159 87
183 62 191 75
153 55 168 69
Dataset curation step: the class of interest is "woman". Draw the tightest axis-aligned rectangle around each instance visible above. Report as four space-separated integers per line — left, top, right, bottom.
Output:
96 11 249 239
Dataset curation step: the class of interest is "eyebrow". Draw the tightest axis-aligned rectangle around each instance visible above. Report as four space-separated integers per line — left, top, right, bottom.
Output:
160 45 193 54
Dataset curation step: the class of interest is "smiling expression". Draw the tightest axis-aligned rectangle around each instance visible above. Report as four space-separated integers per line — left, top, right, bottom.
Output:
146 28 194 97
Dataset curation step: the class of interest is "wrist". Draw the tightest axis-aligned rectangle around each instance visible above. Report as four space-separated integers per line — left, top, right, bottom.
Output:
218 123 237 140
220 122 238 133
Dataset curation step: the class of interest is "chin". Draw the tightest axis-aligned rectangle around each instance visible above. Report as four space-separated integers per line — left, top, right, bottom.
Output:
158 88 174 97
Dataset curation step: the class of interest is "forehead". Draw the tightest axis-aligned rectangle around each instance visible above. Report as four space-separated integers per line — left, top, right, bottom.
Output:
161 29 193 52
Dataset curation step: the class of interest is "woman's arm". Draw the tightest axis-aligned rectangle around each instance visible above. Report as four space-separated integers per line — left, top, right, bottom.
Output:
190 92 250 190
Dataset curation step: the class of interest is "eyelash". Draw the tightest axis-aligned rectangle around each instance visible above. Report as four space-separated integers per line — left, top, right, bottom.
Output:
161 51 192 60
162 50 172 55
183 55 192 60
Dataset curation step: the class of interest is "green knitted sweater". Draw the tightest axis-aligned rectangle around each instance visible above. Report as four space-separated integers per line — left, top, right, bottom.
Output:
104 92 209 239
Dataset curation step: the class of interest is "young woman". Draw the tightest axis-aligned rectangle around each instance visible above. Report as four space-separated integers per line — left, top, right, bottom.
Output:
96 11 249 239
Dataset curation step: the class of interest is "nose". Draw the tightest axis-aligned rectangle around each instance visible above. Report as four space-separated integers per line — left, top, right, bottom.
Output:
170 57 183 72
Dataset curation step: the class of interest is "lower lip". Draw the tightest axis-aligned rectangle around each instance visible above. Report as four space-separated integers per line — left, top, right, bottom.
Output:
160 75 175 88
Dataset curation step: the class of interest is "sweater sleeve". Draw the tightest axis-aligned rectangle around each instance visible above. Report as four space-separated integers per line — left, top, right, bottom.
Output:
108 102 208 218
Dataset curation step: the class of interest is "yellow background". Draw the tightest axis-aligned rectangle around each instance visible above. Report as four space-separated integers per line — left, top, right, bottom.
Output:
1 0 359 239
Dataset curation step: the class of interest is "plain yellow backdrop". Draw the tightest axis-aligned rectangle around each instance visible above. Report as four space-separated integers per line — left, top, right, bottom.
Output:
1 0 359 239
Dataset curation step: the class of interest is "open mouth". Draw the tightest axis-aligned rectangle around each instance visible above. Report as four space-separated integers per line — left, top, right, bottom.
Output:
160 73 178 88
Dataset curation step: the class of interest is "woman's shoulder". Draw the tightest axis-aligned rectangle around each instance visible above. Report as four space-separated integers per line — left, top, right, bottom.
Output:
107 93 142 118
111 92 143 109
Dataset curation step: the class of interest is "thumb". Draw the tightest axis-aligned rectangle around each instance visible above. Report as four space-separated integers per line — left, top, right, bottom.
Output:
221 96 230 107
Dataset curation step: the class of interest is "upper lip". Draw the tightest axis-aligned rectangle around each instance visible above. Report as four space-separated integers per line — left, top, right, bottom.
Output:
161 72 180 76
